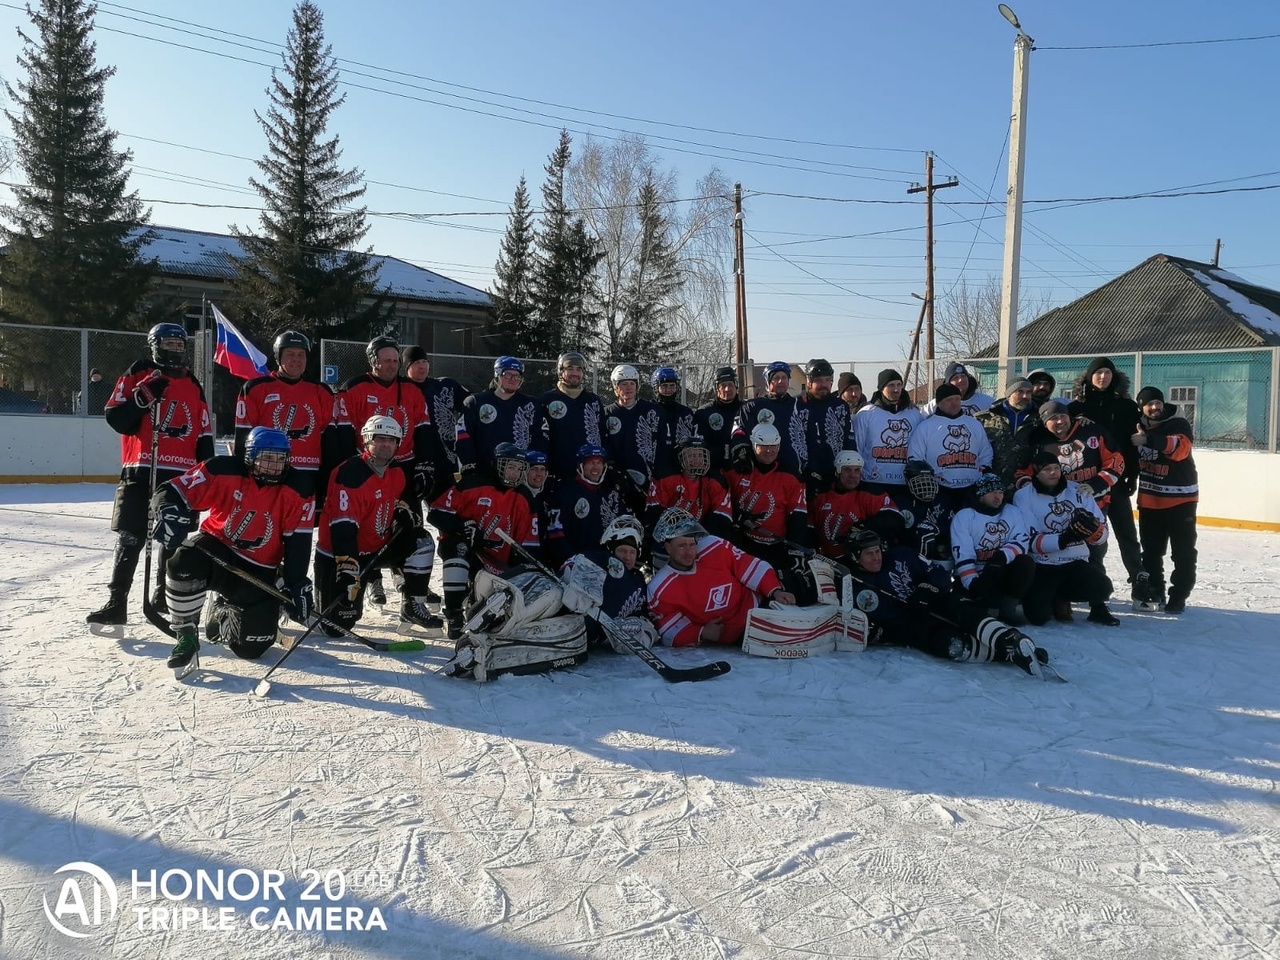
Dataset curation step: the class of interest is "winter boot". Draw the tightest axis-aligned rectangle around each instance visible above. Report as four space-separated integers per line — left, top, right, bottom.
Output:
398 596 444 635
1164 593 1187 615
166 625 200 672
87 589 128 626
1087 602 1120 626
367 571 387 607
1052 597 1074 623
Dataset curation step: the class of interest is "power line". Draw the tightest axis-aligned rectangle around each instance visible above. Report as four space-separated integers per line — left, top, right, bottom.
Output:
1038 32 1280 52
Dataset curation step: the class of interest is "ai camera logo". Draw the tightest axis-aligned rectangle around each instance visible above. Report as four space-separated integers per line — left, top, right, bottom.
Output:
43 861 118 938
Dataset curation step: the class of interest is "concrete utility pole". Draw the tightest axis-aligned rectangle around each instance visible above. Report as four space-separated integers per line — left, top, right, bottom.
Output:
907 153 958 389
997 4 1033 387
733 183 751 390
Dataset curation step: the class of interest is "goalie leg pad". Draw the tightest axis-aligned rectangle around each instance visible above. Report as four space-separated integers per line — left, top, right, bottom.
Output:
742 604 860 658
469 615 588 682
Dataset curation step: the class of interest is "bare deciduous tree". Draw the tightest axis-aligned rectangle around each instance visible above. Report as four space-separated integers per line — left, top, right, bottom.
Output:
932 275 1056 360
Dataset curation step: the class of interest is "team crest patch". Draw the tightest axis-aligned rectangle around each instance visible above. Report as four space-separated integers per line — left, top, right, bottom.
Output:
574 498 590 519
548 400 567 420
1087 436 1100 448
265 393 281 403
366 395 378 404
479 404 497 424
757 409 775 424
606 416 621 435
705 583 732 613
708 412 723 431
607 556 625 578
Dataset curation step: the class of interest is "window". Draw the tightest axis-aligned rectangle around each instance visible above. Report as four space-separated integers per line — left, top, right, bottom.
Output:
1168 385 1196 432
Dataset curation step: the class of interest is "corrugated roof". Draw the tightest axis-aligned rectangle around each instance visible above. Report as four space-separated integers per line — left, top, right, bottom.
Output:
135 225 492 308
974 254 1280 357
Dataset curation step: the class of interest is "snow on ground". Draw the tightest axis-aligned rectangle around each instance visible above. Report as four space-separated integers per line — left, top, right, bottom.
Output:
1 483 1278 960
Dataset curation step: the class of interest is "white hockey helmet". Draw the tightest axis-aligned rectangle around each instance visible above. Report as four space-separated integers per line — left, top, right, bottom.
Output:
834 450 865 471
750 423 781 447
611 364 639 385
361 415 404 446
601 514 644 551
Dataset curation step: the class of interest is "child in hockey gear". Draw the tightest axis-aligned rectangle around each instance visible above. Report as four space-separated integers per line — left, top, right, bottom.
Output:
88 323 214 631
950 472 1035 625
429 443 539 641
647 507 795 647
155 427 312 675
845 529 1049 678
1132 387 1198 614
646 436 734 541
895 460 951 563
1012 450 1117 626
315 416 441 637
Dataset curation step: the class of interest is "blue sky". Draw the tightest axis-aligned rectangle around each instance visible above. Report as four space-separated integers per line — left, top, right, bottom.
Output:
1 0 1277 364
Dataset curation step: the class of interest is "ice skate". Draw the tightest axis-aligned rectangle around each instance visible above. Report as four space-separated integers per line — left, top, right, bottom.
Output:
87 590 127 637
397 597 444 636
167 625 200 679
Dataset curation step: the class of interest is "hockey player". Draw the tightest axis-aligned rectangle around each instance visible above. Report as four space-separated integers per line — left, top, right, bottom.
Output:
798 357 854 497
561 515 654 652
234 330 335 502
1017 400 1127 504
908 383 993 498
950 472 1036 624
647 508 795 647
544 444 628 567
975 376 1040 488
694 366 742 472
153 427 314 673
1012 448 1118 626
852 368 921 495
649 366 698 480
428 443 540 640
895 460 952 563
88 323 214 629
314 416 441 637
455 356 541 478
603 364 663 513
401 345 469 503
645 436 734 544
1132 386 1198 614
920 362 994 417
844 528 1048 677
732 360 807 477
1028 368 1069 408
725 422 810 555
810 450 903 561
537 350 606 482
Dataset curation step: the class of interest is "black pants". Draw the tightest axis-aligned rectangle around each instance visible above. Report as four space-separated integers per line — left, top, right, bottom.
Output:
165 533 281 660
315 525 436 628
1022 561 1113 626
104 471 181 595
1106 491 1144 581
1139 502 1197 602
964 554 1037 605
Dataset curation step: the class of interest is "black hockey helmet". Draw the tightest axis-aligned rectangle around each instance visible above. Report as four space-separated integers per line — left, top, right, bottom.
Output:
147 322 187 371
273 329 311 364
714 366 737 384
493 443 529 487
365 335 400 367
806 358 835 380
675 435 710 477
847 526 882 559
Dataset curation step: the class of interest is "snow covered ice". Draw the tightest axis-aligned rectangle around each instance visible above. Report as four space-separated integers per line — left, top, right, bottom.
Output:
2 483 1278 960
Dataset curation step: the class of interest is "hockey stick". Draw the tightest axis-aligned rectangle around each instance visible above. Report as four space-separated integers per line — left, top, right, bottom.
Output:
141 400 175 638
191 541 425 656
493 528 731 683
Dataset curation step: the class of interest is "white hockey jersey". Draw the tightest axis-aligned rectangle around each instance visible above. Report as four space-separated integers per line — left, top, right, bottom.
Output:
1012 479 1108 566
950 503 1032 588
907 413 993 489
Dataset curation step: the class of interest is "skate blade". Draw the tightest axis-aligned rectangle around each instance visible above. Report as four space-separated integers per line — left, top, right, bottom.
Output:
88 622 125 639
1132 600 1160 612
397 620 445 637
172 651 200 681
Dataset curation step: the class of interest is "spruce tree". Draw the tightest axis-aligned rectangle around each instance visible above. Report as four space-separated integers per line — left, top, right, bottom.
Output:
231 0 380 343
489 176 536 355
529 130 574 358
1 0 153 332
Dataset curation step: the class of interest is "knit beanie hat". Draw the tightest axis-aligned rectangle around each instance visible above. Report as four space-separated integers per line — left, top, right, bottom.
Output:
877 368 904 391
934 382 962 403
1085 356 1116 378
401 344 428 368
1038 399 1070 421
1136 386 1164 405
837 371 861 392
1004 376 1033 396
1031 445 1061 469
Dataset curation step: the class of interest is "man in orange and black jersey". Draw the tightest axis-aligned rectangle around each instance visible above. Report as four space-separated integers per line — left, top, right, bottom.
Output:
428 443 540 642
234 330 335 502
314 416 442 637
87 323 214 631
151 428 314 671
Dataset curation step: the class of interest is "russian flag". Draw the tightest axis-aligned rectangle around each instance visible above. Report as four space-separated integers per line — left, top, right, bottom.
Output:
212 303 269 380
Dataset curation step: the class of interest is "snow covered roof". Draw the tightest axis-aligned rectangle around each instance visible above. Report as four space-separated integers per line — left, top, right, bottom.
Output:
135 225 491 308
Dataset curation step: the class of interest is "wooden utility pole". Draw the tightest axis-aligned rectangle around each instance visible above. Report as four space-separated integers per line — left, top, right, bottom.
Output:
907 153 958 389
733 183 750 390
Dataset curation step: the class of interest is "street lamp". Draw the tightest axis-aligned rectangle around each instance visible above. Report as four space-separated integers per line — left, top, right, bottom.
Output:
997 5 1033 386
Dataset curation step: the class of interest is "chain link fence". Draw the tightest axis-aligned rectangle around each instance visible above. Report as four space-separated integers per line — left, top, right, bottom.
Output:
4 322 1277 452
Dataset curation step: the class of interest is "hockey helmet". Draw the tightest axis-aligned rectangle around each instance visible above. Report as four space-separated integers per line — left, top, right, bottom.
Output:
653 506 706 544
558 350 587 373
272 330 311 364
675 436 710 478
610 364 639 385
147 322 188 371
365 335 400 367
903 460 939 503
601 514 644 552
846 526 882 559
834 449 865 472
806 358 835 380
244 426 290 483
650 366 680 391
750 423 782 447
575 443 608 484
714 366 737 384
494 356 525 378
764 360 792 382
361 414 404 447
493 442 528 487
524 449 548 468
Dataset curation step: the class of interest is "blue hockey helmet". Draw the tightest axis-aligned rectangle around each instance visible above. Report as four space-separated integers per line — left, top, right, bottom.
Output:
147 322 187 370
245 426 291 483
650 366 679 390
524 450 548 468
494 356 525 378
765 360 792 382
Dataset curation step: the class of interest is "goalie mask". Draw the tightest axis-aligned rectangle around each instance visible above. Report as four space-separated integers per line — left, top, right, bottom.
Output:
601 514 644 552
676 437 710 478
653 506 706 543
904 460 939 503
244 427 290 484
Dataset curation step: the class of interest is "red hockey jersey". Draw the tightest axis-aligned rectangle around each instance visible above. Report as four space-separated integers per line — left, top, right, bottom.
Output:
105 362 212 474
236 374 335 471
335 375 430 465
647 536 782 647
316 454 408 558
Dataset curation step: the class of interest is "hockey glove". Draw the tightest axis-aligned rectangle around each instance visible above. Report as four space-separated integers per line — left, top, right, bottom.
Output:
1069 507 1106 545
412 462 434 502
463 520 496 554
729 443 752 474
334 556 361 607
153 502 193 550
286 578 315 625
392 499 419 538
909 581 945 610
133 371 169 408
1057 527 1085 548
985 549 1008 568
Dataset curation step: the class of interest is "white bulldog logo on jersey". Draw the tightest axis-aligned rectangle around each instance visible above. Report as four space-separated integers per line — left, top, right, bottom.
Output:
871 418 911 463
705 583 733 613
1045 499 1076 532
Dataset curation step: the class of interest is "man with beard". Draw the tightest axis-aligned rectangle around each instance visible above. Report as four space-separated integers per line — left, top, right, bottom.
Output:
456 356 541 478
732 361 807 477
975 376 1040 488
950 472 1035 624
798 357 854 498
695 366 742 473
537 350 605 483
838 372 868 414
